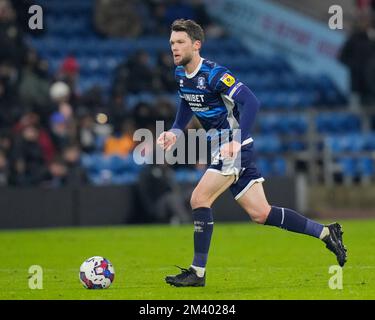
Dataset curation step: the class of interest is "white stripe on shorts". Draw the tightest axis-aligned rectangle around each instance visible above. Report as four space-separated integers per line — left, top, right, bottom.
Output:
234 177 265 200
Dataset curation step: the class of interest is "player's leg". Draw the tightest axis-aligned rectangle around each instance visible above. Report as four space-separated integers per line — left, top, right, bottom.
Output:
236 181 324 235
165 170 235 287
235 181 347 266
190 169 235 209
190 170 235 270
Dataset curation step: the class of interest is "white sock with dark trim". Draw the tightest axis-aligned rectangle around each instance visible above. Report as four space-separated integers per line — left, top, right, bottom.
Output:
191 265 205 278
319 227 330 240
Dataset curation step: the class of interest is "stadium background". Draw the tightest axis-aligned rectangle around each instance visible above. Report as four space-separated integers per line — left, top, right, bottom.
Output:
0 0 375 300
0 0 374 228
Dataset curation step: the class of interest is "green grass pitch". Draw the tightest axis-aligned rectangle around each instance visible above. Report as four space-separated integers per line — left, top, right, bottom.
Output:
1 219 374 300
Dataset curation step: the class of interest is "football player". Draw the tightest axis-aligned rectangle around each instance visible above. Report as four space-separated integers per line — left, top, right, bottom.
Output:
157 19 347 287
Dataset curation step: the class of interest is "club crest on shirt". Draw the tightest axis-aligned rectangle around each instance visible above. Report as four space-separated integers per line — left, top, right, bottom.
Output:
220 73 235 87
197 76 206 89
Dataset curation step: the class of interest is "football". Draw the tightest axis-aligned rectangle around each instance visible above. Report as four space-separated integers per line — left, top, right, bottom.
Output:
79 256 115 289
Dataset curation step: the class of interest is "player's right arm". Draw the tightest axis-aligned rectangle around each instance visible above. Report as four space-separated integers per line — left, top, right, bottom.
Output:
157 97 193 151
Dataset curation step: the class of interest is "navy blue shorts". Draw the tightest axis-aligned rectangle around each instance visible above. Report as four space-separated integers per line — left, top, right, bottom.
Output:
207 142 264 200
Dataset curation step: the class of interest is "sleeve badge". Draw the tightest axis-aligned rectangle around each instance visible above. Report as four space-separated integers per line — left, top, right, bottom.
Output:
220 73 236 87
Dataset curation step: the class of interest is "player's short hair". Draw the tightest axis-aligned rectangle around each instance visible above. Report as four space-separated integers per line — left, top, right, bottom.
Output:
171 19 205 44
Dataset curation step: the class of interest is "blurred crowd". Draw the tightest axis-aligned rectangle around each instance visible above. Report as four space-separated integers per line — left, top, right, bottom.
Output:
340 1 375 107
93 0 225 38
0 0 215 188
355 0 375 14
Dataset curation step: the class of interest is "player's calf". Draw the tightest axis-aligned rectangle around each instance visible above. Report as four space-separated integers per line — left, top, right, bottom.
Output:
258 206 348 266
264 206 325 238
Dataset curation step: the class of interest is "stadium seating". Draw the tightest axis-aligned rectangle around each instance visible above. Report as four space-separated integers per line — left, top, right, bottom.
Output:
253 135 283 154
257 114 308 134
81 153 141 174
337 156 374 179
325 133 375 153
256 157 287 177
316 112 361 134
31 0 345 109
325 134 375 181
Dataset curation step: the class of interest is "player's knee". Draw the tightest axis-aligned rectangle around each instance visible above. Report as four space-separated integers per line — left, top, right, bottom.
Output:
248 206 271 224
190 192 211 209
252 211 269 224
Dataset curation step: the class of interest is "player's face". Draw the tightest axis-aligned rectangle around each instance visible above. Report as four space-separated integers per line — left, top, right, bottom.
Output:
170 31 199 66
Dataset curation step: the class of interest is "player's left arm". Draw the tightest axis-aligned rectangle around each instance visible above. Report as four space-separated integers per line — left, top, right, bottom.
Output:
221 84 260 157
210 68 260 157
230 83 260 144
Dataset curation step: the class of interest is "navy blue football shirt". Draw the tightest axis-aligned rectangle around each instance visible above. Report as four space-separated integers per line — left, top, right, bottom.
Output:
172 58 256 146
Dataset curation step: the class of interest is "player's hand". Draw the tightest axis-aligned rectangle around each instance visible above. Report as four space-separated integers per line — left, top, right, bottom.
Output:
220 141 242 159
157 131 177 151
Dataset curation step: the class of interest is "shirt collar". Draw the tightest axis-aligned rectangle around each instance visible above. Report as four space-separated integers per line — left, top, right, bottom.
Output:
185 57 204 79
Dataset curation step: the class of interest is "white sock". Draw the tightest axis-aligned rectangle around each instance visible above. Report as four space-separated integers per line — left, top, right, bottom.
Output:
319 226 330 240
191 265 205 278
